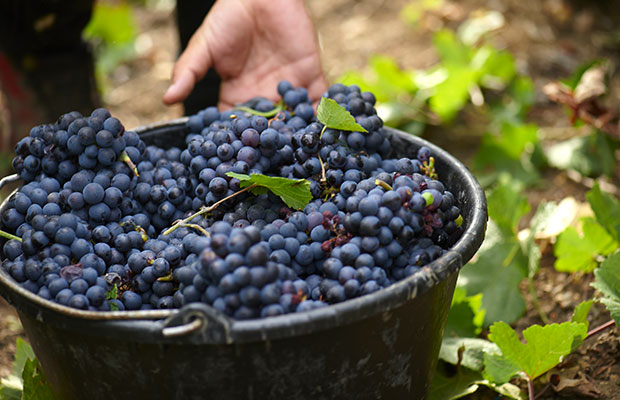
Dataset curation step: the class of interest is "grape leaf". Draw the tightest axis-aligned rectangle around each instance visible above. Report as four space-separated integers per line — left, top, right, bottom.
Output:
444 288 485 338
553 217 618 273
0 338 36 400
431 361 525 400
571 300 593 328
457 221 527 326
429 364 483 400
486 179 530 235
484 321 587 383
429 66 477 122
226 173 312 210
591 252 620 326
482 352 521 385
587 182 620 241
83 3 136 46
0 382 22 400
13 338 34 378
439 337 499 372
21 358 57 400
316 98 368 133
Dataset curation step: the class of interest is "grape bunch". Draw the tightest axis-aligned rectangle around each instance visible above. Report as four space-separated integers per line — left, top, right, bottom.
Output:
1 81 464 318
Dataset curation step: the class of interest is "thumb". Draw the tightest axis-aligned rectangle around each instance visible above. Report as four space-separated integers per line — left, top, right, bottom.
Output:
163 28 213 105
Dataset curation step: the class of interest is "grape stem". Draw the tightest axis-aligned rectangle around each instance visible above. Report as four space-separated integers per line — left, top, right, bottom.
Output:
233 104 283 118
163 184 258 235
120 151 139 177
182 223 210 237
0 229 21 242
318 125 328 183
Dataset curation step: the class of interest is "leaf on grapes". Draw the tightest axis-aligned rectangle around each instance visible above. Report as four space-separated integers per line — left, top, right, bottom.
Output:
553 217 618 273
439 337 499 372
21 358 58 400
226 172 312 210
458 221 527 326
316 98 367 133
591 252 620 326
105 284 118 301
485 321 587 383
444 288 485 338
587 182 620 242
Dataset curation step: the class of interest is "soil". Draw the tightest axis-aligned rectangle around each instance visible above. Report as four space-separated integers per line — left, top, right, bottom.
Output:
1 0 620 398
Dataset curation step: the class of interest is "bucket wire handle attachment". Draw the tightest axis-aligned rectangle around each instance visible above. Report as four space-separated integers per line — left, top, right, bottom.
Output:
162 314 204 338
161 303 233 343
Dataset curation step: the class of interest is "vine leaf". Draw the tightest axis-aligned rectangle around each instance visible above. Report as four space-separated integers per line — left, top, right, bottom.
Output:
553 217 618 273
22 358 58 400
316 98 368 133
226 172 312 210
587 182 620 242
483 321 587 385
591 252 620 326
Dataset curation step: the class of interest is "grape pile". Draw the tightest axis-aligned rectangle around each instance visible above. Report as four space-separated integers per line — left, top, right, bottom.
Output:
0 82 464 318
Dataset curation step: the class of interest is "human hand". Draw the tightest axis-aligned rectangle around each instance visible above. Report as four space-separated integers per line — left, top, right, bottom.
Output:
162 0 327 110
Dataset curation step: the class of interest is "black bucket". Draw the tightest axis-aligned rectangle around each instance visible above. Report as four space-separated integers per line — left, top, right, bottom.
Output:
0 122 487 400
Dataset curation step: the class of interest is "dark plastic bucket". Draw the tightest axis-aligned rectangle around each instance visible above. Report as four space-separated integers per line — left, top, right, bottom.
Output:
0 122 487 400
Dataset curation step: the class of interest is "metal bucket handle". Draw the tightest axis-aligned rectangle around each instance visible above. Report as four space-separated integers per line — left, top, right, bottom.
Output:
162 303 233 343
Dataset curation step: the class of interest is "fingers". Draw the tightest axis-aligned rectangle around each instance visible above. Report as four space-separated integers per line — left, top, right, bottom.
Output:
162 26 213 105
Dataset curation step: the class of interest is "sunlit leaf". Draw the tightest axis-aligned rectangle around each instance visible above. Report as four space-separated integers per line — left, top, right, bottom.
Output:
484 321 587 382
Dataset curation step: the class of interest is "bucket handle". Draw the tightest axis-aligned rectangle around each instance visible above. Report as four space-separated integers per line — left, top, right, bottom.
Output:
0 174 21 191
161 303 234 344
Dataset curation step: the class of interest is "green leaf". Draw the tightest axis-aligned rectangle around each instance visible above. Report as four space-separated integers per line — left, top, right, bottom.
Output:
444 288 485 337
13 338 34 378
431 361 525 400
571 300 593 329
429 364 482 400
482 352 521 385
592 252 620 326
105 283 118 301
553 217 618 273
473 123 541 187
433 30 471 67
226 173 313 210
485 321 588 381
478 46 516 85
316 98 368 133
429 66 477 122
457 221 527 326
439 337 499 372
486 179 530 235
369 55 417 97
546 131 618 178
587 182 620 241
22 358 58 400
83 3 136 46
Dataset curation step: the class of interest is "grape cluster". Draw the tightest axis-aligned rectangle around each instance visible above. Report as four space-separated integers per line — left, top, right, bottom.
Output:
1 81 464 318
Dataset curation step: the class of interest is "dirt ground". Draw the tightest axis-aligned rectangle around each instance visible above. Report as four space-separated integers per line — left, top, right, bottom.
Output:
1 0 620 398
